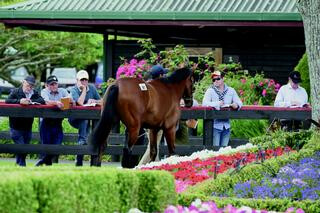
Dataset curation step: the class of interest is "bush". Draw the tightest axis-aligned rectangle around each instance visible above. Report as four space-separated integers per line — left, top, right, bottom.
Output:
250 130 313 150
0 168 177 213
295 53 310 96
137 170 177 212
0 175 38 213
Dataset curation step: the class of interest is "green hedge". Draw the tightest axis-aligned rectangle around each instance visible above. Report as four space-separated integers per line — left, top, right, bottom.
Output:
249 130 313 150
0 175 38 213
178 131 320 212
0 168 177 213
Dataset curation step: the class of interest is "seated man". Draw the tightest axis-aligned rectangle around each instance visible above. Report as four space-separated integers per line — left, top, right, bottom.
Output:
274 71 309 131
68 70 101 166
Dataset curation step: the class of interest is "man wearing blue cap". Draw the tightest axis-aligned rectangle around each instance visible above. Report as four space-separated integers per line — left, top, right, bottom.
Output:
150 64 168 79
5 76 45 166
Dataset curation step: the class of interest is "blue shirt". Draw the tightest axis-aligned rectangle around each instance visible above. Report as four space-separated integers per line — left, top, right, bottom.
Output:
41 87 71 102
69 84 100 104
202 84 243 130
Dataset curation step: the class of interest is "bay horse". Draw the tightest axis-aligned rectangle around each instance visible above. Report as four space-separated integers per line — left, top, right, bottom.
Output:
90 67 194 168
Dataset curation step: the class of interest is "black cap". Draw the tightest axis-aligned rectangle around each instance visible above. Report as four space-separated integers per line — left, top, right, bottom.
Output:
46 75 58 84
150 64 168 79
24 75 36 86
289 71 302 84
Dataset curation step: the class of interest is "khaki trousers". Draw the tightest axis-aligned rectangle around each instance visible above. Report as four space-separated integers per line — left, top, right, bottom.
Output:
138 130 163 166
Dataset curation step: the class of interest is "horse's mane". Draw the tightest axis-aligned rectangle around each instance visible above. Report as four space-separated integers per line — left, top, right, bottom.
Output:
159 68 191 84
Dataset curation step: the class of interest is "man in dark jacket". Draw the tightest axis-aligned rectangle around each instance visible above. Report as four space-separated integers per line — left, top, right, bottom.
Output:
5 76 45 166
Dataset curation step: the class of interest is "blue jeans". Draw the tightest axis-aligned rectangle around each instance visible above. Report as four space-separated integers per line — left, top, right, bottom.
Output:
39 119 64 164
10 129 32 166
68 118 89 145
68 118 89 165
213 127 230 147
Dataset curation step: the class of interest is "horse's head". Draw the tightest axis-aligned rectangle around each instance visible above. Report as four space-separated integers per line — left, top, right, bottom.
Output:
182 71 194 108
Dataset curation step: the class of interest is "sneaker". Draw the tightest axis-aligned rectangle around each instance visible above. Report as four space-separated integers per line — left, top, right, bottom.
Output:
35 160 44 167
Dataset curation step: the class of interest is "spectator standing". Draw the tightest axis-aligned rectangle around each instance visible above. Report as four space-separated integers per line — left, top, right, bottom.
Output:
69 70 101 166
202 71 242 147
35 75 72 166
274 71 309 131
5 76 45 166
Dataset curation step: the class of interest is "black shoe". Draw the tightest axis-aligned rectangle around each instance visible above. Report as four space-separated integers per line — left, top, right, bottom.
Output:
75 161 83 166
75 155 83 166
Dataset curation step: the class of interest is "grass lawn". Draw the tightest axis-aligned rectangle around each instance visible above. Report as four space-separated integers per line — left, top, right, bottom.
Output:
0 158 120 167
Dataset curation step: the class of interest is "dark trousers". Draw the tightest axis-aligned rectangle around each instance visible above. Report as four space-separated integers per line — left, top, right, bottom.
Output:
38 120 63 165
10 129 32 166
280 119 302 132
122 128 146 168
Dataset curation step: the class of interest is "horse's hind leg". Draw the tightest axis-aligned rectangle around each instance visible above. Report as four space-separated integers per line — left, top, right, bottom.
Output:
121 127 140 168
163 127 176 156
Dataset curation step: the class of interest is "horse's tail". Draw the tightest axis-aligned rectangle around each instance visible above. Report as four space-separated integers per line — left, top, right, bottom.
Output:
90 84 119 152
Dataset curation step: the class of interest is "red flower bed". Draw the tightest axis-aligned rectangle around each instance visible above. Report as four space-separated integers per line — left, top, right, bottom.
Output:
141 147 291 192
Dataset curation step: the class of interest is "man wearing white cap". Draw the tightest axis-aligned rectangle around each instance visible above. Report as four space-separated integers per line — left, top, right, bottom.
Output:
68 70 101 166
202 70 242 147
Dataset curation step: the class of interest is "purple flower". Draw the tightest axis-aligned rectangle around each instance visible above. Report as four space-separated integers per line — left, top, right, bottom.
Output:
292 178 307 186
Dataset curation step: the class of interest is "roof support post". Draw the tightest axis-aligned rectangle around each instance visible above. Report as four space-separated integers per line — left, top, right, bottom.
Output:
103 32 113 81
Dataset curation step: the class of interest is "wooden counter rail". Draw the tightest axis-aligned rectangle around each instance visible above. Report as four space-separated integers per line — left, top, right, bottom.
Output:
0 103 311 156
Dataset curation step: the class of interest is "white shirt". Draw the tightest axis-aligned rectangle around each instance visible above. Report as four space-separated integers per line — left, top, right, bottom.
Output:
274 83 308 107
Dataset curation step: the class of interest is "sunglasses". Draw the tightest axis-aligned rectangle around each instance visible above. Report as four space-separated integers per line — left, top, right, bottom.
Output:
212 78 221 82
80 78 88 81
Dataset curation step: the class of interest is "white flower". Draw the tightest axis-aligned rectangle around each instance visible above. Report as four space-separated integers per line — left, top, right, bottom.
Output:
136 144 256 169
128 208 143 213
191 198 202 208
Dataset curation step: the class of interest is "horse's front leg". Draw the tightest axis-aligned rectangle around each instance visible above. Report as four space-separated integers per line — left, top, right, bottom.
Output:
121 127 139 168
163 126 176 156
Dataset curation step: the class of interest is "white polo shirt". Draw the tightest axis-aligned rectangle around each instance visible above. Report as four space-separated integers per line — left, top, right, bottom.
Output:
274 83 308 107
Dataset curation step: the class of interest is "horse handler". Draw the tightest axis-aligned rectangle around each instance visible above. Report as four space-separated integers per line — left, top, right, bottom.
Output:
36 75 73 166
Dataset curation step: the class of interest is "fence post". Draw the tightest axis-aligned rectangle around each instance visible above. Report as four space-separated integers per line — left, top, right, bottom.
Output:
203 119 213 147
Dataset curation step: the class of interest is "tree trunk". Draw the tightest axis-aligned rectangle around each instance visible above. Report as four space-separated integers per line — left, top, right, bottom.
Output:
297 0 320 122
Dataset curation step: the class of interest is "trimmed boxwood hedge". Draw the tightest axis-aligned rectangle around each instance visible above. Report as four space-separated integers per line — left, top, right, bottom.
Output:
0 168 177 213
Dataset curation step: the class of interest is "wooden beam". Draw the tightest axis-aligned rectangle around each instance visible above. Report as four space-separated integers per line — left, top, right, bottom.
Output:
214 48 223 65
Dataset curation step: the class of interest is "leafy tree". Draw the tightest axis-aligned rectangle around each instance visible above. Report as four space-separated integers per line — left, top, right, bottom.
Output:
297 0 320 122
0 0 103 86
0 0 24 7
295 53 310 96
0 24 103 86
